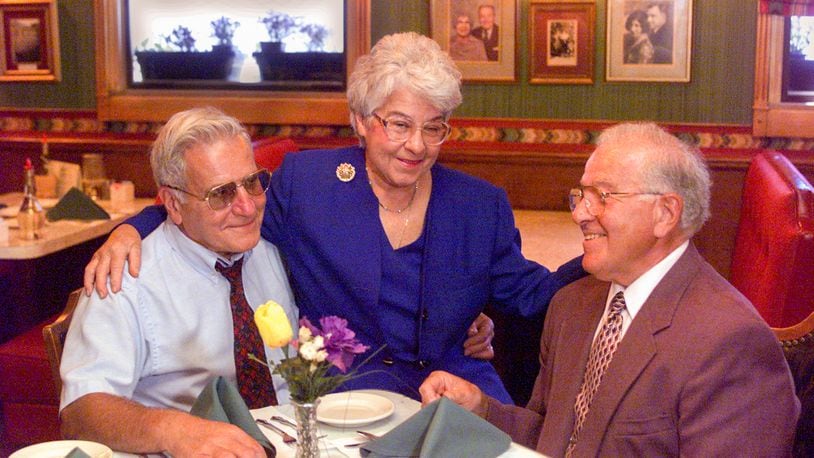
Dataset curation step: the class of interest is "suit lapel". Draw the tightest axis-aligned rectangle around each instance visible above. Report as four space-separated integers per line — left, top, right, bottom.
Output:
575 244 703 453
539 279 608 455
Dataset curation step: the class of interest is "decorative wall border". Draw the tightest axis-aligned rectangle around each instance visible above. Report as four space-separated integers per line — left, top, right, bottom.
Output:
1 110 814 153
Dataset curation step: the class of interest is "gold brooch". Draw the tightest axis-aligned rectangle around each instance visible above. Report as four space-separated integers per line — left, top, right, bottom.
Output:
336 163 356 182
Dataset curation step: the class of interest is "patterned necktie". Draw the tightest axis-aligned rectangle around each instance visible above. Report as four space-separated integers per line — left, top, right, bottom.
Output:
565 291 627 457
216 258 278 409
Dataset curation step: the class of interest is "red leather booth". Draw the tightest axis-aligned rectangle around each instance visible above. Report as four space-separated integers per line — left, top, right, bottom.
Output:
730 151 814 328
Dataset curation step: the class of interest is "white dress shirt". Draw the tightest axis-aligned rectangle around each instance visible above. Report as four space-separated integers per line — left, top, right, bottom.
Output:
60 221 297 412
595 241 689 339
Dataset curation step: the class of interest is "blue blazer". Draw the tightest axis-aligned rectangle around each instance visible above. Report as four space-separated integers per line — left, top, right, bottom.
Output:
265 146 584 402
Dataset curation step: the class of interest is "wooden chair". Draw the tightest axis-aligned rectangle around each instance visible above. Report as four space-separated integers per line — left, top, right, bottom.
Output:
773 310 814 458
42 288 83 396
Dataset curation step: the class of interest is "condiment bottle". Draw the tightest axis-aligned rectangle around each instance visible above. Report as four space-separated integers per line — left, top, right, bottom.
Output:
18 158 44 240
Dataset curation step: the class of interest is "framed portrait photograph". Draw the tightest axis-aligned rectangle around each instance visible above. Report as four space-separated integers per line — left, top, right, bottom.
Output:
529 0 595 84
430 0 517 82
606 0 692 82
0 0 61 82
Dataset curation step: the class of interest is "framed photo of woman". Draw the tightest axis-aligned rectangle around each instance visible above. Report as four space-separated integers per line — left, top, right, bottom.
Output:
0 0 60 82
606 0 693 82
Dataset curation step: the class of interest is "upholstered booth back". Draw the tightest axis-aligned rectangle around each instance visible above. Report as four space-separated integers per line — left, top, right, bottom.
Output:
730 151 814 328
252 137 299 172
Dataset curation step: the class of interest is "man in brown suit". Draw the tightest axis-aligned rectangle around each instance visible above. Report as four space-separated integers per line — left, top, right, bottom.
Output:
420 122 800 456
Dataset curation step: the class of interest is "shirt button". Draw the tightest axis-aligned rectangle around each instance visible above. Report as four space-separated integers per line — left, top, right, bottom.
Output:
421 310 429 320
382 357 394 366
418 360 429 369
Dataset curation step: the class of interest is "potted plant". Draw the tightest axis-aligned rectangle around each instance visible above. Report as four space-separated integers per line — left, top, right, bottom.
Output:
135 23 235 81
210 16 239 54
254 17 343 84
258 11 300 54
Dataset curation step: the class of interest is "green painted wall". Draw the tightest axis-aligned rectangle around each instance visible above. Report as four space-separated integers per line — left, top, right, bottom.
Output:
0 0 757 125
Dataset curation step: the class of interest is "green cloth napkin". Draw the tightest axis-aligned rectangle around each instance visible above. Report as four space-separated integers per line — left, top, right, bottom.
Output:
190 376 276 458
360 397 511 458
46 187 110 221
65 446 91 458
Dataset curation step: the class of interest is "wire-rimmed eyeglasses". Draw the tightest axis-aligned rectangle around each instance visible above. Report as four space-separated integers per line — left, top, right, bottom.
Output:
164 168 271 211
568 185 663 217
372 112 451 146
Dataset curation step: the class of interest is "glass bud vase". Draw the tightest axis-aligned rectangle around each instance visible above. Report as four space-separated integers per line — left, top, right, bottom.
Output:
292 399 321 458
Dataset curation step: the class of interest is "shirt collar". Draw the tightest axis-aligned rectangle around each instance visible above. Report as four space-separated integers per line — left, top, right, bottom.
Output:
606 240 689 321
162 222 249 277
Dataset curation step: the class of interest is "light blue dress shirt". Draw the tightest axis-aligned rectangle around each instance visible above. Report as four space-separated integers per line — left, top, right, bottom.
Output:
60 222 297 412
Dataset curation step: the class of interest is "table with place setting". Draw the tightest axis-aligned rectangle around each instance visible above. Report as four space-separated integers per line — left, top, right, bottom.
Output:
0 192 153 343
250 389 546 458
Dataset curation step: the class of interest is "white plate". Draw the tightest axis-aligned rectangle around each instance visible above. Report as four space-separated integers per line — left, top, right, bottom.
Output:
10 440 113 458
317 392 395 427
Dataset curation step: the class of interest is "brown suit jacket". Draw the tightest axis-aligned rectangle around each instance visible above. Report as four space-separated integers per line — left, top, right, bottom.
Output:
485 243 799 457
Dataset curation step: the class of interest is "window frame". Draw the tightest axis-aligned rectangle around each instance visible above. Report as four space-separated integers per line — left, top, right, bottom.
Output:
94 0 369 125
753 8 814 138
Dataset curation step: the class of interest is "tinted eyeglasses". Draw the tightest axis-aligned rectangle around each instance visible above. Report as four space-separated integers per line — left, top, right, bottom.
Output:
372 113 451 146
165 168 271 211
568 185 662 217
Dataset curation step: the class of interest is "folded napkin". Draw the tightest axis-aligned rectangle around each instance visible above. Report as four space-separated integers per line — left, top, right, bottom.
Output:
65 446 91 458
360 397 511 458
46 187 110 221
190 376 276 458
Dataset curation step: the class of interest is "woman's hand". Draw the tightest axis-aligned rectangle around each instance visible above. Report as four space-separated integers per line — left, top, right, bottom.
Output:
83 224 142 298
464 313 495 360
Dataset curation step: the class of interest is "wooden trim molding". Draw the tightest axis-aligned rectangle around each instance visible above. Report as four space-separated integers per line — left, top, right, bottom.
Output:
93 0 370 125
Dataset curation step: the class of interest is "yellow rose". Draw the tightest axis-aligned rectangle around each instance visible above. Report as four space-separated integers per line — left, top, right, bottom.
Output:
254 300 293 348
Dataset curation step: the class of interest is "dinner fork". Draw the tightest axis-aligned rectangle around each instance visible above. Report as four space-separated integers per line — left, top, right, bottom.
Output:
256 418 297 444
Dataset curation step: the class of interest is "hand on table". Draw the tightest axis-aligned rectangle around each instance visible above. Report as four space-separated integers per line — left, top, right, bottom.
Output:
419 370 486 416
464 312 495 360
83 224 142 298
162 415 267 458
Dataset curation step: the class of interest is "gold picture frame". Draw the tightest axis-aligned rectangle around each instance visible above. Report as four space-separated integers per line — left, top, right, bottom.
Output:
529 0 595 84
430 0 517 82
605 0 692 82
0 0 60 82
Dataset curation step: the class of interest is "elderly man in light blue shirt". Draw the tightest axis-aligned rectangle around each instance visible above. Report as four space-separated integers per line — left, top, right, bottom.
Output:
59 107 295 457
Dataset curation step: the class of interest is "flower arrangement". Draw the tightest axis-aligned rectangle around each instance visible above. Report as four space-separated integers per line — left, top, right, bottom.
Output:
259 11 301 43
210 16 240 48
252 301 374 404
300 23 329 52
163 25 196 52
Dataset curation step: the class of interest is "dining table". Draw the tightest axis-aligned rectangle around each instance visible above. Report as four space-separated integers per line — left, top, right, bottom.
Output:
250 389 546 458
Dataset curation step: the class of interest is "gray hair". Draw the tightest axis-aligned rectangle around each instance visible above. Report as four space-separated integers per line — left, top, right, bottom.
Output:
596 122 711 235
346 32 462 134
150 107 251 200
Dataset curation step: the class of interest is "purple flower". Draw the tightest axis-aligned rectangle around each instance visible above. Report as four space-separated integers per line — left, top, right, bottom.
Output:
320 316 370 372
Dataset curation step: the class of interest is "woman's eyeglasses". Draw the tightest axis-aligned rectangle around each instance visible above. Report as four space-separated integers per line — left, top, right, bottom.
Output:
164 168 271 211
372 113 451 146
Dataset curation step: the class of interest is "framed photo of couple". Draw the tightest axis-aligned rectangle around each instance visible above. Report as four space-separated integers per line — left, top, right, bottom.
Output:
606 0 693 82
0 0 61 82
430 0 517 82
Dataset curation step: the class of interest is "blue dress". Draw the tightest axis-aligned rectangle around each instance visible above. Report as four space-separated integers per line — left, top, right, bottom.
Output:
131 146 585 403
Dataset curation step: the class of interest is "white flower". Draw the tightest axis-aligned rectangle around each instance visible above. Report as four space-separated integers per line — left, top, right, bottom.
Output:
298 325 313 342
299 335 328 363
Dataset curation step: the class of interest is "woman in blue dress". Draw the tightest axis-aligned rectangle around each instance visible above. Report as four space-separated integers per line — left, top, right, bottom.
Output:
83 32 584 403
